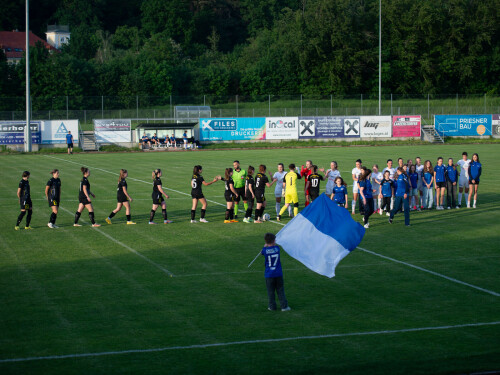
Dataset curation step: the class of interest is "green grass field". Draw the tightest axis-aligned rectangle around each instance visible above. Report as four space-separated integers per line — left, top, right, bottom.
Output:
1 145 499 374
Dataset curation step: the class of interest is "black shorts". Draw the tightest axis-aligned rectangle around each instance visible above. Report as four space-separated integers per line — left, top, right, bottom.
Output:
436 181 446 188
255 191 266 204
117 194 128 203
67 143 73 148
224 193 234 202
20 198 32 210
234 187 245 202
79 197 91 205
49 199 59 207
152 195 164 205
245 194 254 203
191 192 204 200
310 191 319 201
469 179 480 185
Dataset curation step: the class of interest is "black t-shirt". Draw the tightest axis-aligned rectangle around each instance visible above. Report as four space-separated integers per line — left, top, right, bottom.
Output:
245 175 255 198
153 177 162 193
223 178 234 196
254 173 269 193
79 177 90 200
19 179 30 200
117 178 127 197
307 173 324 194
46 177 61 201
191 174 204 195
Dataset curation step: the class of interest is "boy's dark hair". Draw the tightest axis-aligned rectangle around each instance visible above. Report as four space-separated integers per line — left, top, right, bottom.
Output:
264 232 276 244
356 159 362 164
437 156 443 161
462 151 468 156
22 171 30 177
387 159 393 163
289 163 295 170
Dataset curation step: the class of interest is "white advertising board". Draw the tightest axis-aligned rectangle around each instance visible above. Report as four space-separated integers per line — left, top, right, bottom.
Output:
360 116 392 138
94 119 132 143
41 120 79 144
265 117 298 140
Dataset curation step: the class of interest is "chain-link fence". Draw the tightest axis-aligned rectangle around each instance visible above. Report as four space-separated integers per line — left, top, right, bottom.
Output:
1 94 498 131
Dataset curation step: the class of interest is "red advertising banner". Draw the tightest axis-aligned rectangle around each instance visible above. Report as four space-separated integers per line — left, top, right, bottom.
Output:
392 115 421 137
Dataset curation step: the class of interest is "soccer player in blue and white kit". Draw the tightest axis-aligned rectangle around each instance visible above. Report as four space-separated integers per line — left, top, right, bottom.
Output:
434 157 446 210
467 153 482 208
445 158 458 209
324 161 341 196
261 232 290 312
456 152 471 208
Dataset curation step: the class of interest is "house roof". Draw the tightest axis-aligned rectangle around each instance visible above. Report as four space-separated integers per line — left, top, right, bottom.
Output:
0 31 57 59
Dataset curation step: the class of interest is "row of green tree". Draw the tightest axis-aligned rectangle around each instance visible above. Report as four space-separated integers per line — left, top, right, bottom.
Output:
1 0 499 109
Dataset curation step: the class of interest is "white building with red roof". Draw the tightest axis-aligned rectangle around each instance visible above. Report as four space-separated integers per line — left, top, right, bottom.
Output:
0 30 58 64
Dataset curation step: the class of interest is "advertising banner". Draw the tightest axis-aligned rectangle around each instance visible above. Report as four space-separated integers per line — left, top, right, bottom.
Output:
360 116 392 138
0 121 41 144
265 117 298 140
492 115 500 136
199 118 266 141
392 116 421 137
94 119 132 143
434 115 492 136
41 120 79 144
298 117 361 139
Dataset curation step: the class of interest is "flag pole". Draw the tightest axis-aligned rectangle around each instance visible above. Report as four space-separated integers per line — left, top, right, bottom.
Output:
247 251 261 268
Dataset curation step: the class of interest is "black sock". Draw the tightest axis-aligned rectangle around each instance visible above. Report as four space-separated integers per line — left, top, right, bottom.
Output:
89 212 95 224
108 211 116 219
25 210 32 226
17 211 26 226
225 209 230 220
53 213 57 224
162 209 167 220
254 208 261 221
126 214 131 221
245 208 252 218
201 209 206 219
230 209 234 220
75 211 81 224
150 210 156 222
191 210 196 220
50 212 56 224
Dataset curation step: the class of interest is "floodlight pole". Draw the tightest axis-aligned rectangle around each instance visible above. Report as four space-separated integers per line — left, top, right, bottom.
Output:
25 0 31 152
378 0 381 116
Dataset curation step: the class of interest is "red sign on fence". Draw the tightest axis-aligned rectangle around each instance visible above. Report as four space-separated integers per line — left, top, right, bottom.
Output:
392 116 421 137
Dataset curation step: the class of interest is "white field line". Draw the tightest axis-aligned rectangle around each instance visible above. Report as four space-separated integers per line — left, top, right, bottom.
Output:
58 206 174 277
46 156 499 297
357 247 500 297
0 321 498 364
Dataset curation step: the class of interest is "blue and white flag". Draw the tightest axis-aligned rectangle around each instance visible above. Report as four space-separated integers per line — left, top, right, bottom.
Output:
276 193 365 278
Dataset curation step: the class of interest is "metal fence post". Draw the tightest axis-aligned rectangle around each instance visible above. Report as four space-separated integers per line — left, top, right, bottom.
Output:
456 93 458 114
101 96 104 118
484 93 487 114
361 94 363 115
391 94 393 116
170 95 172 120
427 94 430 120
136 95 139 119
84 110 86 125
66 96 68 119
300 94 303 116
236 95 238 117
330 95 333 116
268 95 271 116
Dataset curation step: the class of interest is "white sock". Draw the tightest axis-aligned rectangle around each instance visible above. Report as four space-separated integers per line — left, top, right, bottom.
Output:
275 202 280 216
288 205 292 216
378 198 381 210
351 200 356 212
458 193 462 205
465 193 469 203
474 200 476 206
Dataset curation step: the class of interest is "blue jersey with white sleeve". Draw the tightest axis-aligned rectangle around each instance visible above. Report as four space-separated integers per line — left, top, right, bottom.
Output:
261 245 283 278
66 133 73 144
434 165 445 182
445 166 457 183
333 185 347 204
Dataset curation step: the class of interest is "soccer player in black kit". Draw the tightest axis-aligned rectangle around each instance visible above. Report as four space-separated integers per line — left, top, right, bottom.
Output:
190 165 220 223
106 169 135 225
46 169 61 228
243 166 256 223
149 168 171 224
254 165 276 223
305 165 325 202
74 167 101 227
15 171 33 230
221 167 239 223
